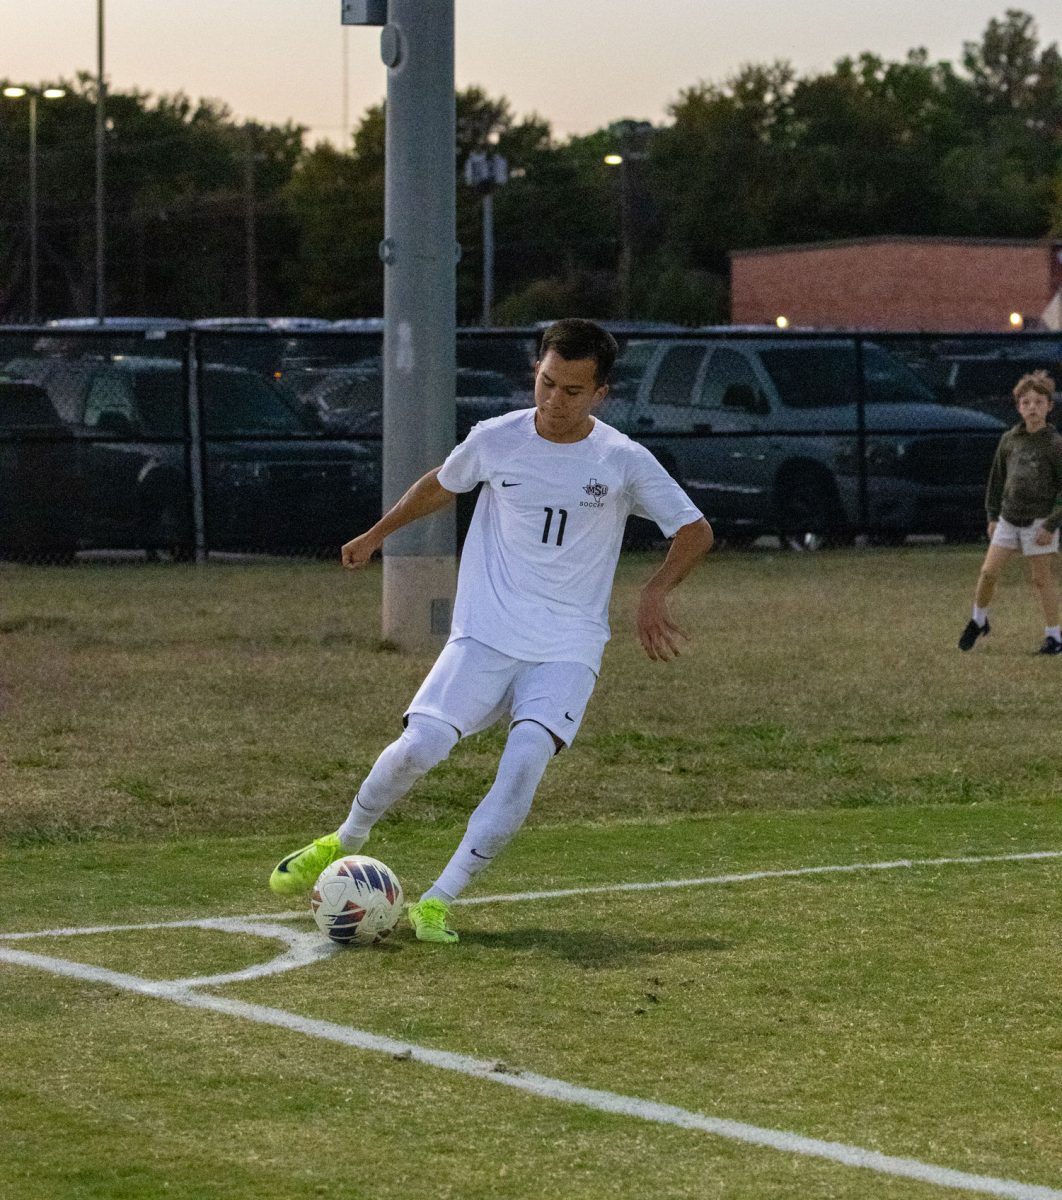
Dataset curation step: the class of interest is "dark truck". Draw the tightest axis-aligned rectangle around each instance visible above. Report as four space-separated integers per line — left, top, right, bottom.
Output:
600 337 1006 548
1 355 381 557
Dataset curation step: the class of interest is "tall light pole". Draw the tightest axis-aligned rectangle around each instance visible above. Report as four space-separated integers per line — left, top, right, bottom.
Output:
464 148 508 325
95 0 106 323
602 151 630 319
2 85 66 323
243 124 261 317
344 0 458 651
604 120 654 320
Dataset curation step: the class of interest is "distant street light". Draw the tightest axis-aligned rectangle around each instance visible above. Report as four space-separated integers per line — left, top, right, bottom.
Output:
3 84 67 322
464 148 508 325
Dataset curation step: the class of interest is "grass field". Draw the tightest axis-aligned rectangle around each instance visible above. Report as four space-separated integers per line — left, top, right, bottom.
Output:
2 547 1061 1199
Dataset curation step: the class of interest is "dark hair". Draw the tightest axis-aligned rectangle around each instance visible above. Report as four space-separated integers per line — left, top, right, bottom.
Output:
538 319 618 385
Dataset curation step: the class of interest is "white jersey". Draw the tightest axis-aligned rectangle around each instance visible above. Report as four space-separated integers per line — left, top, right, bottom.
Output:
437 408 703 672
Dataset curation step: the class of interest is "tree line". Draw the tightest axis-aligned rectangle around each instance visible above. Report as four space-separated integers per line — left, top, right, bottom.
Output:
1 8 1059 326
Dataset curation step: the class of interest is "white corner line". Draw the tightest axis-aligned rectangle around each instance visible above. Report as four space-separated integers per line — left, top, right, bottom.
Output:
0 944 1059 1200
459 849 1062 906
2 848 1059 940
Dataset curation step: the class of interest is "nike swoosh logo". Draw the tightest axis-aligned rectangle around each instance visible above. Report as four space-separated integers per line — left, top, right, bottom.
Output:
501 480 520 487
470 848 492 861
564 712 575 721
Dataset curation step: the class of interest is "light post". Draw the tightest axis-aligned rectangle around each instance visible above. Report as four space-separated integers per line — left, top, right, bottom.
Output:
602 151 630 318
603 120 653 320
3 85 66 323
344 0 458 651
243 123 266 317
96 0 106 324
464 147 508 325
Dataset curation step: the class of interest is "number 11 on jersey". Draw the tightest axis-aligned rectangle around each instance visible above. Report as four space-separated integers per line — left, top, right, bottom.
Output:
542 507 568 546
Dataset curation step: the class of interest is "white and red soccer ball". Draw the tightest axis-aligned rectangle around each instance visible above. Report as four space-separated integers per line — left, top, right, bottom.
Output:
310 855 404 946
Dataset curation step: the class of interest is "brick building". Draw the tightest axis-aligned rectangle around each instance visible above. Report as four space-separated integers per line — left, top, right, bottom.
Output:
729 236 1062 331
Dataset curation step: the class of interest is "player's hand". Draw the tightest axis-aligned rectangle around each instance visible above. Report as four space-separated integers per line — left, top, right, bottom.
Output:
636 586 689 662
341 533 379 569
1034 525 1054 546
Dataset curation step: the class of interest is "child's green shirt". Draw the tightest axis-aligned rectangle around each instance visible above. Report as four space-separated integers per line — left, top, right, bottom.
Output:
985 423 1062 530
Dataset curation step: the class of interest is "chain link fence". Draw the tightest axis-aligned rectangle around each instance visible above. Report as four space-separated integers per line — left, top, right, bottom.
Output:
0 324 1059 564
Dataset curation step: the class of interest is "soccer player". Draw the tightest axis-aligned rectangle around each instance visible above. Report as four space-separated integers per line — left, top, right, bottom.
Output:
959 369 1062 654
270 318 713 942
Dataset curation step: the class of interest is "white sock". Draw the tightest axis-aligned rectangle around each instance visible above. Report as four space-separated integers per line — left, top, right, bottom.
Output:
973 606 989 626
337 714 458 847
1046 626 1061 641
430 720 556 901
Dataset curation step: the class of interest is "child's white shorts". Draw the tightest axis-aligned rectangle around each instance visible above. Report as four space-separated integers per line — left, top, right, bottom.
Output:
405 636 597 748
990 516 1059 556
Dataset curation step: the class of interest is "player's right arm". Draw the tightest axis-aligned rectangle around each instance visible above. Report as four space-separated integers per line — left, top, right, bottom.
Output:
341 467 456 569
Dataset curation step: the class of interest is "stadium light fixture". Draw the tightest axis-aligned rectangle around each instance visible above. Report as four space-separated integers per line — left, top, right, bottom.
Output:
603 153 623 166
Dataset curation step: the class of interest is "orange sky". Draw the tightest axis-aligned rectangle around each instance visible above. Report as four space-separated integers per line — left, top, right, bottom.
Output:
5 1 1062 145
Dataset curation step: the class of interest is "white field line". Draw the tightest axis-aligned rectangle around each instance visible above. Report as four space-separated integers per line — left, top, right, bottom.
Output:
459 849 1062 906
3 848 1059 939
1 945 1060 1200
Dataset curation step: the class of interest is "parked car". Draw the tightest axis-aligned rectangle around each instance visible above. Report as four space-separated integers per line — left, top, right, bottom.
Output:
600 337 1007 547
287 361 530 437
1 355 380 557
0 377 79 558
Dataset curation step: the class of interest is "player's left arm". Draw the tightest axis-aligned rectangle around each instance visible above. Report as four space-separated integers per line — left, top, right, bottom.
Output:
636 517 713 662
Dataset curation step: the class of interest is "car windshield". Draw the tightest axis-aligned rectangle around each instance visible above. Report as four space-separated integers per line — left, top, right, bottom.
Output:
759 347 856 408
952 360 1058 398
608 340 657 402
760 344 936 408
0 381 62 429
203 371 311 434
132 371 185 437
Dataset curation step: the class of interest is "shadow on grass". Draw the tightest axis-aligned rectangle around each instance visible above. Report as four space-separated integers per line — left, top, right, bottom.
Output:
460 927 730 967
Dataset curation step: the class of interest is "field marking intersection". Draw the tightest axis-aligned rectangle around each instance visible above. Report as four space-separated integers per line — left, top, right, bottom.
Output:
2 846 1062 1197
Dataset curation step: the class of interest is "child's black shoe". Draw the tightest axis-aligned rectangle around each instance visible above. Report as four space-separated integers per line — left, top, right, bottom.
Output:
1037 635 1062 655
958 618 990 651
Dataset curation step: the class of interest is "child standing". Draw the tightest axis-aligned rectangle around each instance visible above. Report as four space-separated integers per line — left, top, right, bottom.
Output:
959 370 1062 654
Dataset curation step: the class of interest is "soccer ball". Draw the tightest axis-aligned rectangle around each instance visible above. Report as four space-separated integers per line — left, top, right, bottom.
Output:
310 855 404 946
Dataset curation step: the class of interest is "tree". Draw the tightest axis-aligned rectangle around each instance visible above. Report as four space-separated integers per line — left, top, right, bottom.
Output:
0 76 304 319
283 106 385 318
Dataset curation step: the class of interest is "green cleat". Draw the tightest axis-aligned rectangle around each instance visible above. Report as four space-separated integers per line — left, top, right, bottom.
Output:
407 898 459 944
269 832 346 896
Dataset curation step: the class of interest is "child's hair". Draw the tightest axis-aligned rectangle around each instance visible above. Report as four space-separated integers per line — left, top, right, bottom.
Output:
1013 370 1056 402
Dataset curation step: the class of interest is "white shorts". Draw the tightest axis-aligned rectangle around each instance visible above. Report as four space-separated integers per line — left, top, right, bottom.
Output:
405 637 597 748
990 516 1059 556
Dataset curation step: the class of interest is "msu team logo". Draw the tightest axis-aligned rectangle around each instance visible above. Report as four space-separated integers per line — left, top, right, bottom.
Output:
583 478 609 499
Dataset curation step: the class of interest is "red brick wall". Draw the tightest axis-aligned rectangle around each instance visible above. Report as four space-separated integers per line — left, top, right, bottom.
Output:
730 239 1057 331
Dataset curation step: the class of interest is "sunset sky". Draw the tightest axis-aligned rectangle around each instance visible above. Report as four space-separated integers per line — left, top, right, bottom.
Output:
5 1 1062 144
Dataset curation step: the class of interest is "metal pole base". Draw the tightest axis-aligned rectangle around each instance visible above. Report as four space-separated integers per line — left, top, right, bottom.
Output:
382 555 456 651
